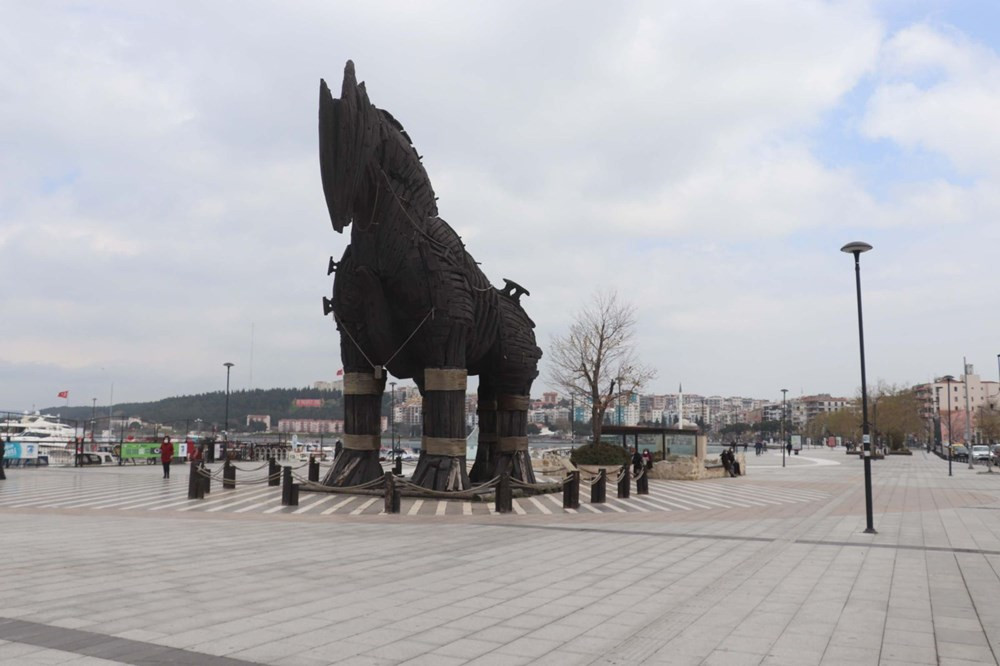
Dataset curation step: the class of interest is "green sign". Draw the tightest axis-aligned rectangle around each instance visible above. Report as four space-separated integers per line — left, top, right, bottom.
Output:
119 442 162 459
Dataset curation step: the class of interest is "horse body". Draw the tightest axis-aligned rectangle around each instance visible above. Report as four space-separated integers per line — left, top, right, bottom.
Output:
319 61 540 490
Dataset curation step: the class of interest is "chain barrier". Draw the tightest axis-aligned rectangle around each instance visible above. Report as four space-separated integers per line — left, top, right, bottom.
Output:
393 475 502 499
229 462 271 472
509 478 563 493
196 466 280 486
298 476 388 494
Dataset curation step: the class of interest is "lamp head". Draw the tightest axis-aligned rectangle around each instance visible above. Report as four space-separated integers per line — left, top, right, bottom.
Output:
224 362 234 369
841 241 873 255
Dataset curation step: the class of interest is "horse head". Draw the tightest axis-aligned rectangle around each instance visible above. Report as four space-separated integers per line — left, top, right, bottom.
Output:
319 61 437 234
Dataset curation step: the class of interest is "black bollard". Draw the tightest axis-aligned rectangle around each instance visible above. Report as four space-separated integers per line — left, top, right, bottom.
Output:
393 454 402 476
308 456 320 483
495 472 513 514
563 470 580 509
268 456 280 487
281 466 299 506
187 460 204 500
223 459 236 490
383 471 400 514
636 469 649 495
617 465 630 499
591 469 606 504
200 461 211 494
0 440 6 480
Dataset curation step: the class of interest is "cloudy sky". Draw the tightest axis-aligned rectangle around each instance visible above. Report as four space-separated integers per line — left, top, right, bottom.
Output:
4 0 1000 412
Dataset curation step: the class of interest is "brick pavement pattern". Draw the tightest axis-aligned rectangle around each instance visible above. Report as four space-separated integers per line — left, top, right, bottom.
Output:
1 448 998 665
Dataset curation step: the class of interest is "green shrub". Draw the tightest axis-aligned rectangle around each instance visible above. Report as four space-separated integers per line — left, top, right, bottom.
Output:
570 442 629 466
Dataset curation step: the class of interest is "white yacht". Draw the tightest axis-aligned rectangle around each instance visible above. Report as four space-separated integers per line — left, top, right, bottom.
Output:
1 412 79 463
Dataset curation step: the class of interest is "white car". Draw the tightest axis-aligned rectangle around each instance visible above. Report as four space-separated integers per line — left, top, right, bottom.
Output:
971 445 991 462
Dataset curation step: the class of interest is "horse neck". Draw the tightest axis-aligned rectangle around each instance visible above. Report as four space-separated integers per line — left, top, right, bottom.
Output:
349 177 424 270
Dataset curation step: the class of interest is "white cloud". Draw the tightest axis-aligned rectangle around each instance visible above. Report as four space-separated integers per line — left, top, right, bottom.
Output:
4 2 1000 411
863 23 1000 176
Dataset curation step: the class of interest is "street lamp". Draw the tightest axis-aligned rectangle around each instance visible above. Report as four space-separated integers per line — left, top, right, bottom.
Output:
841 240 876 534
223 362 234 462
781 389 788 468
964 358 974 470
934 386 942 454
389 381 397 456
943 374 955 477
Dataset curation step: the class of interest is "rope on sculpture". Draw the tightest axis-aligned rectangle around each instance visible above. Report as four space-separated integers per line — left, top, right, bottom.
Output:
332 307 435 372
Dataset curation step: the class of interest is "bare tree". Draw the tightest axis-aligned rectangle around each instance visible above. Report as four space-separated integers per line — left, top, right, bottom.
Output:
549 290 656 445
977 400 1000 444
870 382 924 450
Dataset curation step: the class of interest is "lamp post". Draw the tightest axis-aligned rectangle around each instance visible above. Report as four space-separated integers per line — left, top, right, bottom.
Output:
934 386 942 454
964 358 974 470
841 241 876 533
943 375 955 476
389 381 397 455
781 389 788 468
223 362 234 462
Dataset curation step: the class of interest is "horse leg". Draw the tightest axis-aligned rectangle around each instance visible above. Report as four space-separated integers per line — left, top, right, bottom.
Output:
322 367 385 487
496 393 535 483
469 379 497 483
411 367 471 491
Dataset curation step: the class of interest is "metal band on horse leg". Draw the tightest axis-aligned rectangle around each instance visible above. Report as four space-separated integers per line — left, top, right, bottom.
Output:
343 373 383 395
424 368 468 392
497 395 531 411
342 434 381 451
498 436 529 452
421 436 468 457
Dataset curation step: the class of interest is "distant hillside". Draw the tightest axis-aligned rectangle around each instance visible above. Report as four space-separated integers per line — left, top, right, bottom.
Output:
38 387 379 431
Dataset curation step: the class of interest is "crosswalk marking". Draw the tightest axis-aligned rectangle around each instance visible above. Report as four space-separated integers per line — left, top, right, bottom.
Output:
321 496 358 515
350 498 378 515
1 468 830 517
527 496 553 515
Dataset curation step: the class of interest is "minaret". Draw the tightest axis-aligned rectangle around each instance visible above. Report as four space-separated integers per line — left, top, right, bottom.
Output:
678 383 683 428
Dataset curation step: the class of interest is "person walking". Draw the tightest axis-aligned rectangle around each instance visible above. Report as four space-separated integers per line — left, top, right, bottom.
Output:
160 436 174 479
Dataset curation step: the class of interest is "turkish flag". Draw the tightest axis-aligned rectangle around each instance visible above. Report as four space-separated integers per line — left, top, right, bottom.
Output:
57 390 69 399
336 368 344 376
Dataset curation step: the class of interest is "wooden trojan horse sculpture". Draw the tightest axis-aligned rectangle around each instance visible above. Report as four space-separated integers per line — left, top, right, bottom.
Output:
318 61 542 491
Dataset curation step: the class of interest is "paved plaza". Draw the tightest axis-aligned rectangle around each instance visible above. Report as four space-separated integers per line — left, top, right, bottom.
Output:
2 448 999 665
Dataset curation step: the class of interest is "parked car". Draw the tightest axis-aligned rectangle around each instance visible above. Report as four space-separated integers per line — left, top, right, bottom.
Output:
971 445 991 462
951 445 969 462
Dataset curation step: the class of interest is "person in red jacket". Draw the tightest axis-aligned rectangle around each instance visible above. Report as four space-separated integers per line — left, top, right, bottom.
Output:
161 436 174 479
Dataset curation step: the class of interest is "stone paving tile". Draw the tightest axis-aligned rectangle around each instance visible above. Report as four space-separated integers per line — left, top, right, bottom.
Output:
3 450 1000 666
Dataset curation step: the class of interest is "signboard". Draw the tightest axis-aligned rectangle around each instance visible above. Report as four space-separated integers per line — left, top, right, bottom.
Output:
791 435 802 451
119 442 162 459
2 442 39 460
295 399 323 408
